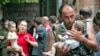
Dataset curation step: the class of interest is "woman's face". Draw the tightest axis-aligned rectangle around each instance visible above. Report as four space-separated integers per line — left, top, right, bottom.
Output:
18 21 27 33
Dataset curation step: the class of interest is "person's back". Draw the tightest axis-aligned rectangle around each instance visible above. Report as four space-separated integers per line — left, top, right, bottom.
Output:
31 17 47 56
42 16 56 52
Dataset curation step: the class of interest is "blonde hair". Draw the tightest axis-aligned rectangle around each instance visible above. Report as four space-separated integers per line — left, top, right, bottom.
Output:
8 21 16 28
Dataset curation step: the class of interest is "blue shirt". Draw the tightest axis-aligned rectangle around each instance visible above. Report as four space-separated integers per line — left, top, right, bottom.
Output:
94 32 100 56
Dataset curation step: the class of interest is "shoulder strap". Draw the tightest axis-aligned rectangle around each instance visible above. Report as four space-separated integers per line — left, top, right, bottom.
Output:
83 21 89 38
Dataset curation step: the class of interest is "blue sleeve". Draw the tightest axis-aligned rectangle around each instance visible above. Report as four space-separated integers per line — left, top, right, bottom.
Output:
96 32 100 47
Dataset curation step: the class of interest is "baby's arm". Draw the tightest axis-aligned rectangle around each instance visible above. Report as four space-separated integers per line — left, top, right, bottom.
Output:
58 34 68 41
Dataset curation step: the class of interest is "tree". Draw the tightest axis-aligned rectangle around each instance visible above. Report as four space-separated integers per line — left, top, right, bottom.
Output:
0 0 39 5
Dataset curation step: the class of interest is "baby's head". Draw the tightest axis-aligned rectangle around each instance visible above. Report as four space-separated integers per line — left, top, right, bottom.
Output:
72 20 85 33
8 21 16 32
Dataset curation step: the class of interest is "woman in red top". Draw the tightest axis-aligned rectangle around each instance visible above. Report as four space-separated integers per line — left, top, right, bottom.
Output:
7 20 38 56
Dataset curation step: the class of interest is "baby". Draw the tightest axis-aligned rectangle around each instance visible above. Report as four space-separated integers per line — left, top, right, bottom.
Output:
43 20 85 56
7 21 25 56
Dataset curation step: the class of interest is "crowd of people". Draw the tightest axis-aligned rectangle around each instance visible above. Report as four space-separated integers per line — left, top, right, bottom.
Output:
0 3 100 56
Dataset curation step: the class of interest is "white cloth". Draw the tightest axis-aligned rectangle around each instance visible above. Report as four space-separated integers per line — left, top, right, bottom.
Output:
64 32 79 49
64 38 79 49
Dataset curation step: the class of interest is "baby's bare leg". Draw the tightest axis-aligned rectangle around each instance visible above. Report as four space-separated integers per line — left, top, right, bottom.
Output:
19 47 25 56
51 44 56 56
43 42 62 56
51 42 64 56
14 47 25 56
15 52 19 56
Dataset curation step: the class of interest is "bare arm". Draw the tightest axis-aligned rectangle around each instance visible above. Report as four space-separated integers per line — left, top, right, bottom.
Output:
24 34 38 47
27 40 38 47
24 36 38 47
80 22 98 51
58 35 66 41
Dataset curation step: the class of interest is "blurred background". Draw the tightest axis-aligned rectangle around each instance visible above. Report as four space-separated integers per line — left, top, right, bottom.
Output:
0 0 99 21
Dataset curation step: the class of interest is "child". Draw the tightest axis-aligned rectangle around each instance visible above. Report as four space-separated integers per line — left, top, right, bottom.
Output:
43 20 85 56
7 21 25 56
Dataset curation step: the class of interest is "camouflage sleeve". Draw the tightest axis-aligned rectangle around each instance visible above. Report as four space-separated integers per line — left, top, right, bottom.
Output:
55 24 62 42
0 30 8 48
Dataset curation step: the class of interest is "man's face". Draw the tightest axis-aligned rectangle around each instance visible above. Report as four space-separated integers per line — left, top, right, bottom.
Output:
61 6 76 27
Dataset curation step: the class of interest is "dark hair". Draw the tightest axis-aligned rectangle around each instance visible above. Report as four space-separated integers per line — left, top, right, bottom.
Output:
17 19 27 25
93 17 98 25
79 8 92 18
93 10 100 27
49 16 57 23
95 11 100 21
59 4 75 15
34 17 42 25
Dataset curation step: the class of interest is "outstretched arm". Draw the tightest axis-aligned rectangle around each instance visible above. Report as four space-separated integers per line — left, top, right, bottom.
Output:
24 35 38 47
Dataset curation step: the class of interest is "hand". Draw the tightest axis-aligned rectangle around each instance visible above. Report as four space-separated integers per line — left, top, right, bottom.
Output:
68 29 84 41
56 43 70 55
0 36 4 40
24 35 30 42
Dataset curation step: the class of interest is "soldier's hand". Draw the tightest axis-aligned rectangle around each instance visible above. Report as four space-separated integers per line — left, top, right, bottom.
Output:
56 43 70 55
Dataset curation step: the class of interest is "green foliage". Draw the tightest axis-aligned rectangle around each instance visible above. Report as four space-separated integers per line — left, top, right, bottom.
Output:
0 0 39 5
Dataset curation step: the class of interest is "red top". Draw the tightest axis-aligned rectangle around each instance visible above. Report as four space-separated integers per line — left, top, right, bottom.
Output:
8 32 36 56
